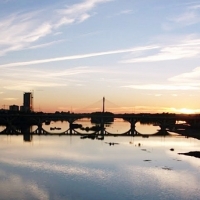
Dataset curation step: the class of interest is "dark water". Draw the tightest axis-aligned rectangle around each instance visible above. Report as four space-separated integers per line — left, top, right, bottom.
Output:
0 123 200 200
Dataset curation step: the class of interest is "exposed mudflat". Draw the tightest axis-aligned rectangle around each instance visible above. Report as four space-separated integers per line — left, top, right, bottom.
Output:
178 151 200 158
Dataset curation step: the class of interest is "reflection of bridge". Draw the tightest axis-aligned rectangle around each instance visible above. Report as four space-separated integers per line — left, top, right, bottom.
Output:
0 112 200 136
0 124 199 143
1 97 200 140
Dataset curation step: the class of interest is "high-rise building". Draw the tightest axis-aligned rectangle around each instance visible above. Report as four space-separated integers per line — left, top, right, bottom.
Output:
23 92 33 112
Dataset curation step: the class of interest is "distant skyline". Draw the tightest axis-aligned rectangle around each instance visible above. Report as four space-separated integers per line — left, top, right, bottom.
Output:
1 0 200 113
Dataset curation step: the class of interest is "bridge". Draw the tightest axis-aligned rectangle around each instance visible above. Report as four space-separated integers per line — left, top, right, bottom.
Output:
0 97 200 138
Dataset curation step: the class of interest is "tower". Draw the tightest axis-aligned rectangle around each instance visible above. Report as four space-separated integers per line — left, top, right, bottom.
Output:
23 92 33 112
103 97 105 113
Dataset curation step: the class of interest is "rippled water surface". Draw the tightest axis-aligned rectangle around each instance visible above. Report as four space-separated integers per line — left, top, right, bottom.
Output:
1 123 200 200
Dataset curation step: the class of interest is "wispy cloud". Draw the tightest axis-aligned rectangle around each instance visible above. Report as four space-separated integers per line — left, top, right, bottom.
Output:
3 97 18 101
3 82 67 91
121 37 200 63
132 105 171 113
171 94 178 97
0 45 158 68
122 66 200 91
115 9 133 16
162 3 200 31
0 11 53 56
0 66 101 91
170 11 200 26
119 9 133 14
41 66 98 78
108 9 133 18
56 0 111 25
28 40 65 50
169 66 200 83
0 0 112 56
189 4 200 10
121 84 199 91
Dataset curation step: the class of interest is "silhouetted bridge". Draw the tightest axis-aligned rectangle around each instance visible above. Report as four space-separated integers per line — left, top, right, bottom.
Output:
0 112 200 136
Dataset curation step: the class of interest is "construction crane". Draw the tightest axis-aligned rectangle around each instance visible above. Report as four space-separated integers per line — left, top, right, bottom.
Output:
30 89 34 112
2 105 9 110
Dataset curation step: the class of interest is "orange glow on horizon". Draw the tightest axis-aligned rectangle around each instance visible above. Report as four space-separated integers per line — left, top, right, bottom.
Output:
169 108 199 114
37 105 200 114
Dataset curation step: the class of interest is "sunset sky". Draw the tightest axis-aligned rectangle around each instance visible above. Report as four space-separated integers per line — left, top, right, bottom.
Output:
1 0 200 113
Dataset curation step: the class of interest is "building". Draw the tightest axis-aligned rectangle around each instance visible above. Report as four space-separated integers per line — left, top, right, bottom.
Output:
23 92 33 112
9 105 19 111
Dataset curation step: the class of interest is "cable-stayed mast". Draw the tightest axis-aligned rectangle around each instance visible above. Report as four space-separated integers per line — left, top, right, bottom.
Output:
103 97 105 113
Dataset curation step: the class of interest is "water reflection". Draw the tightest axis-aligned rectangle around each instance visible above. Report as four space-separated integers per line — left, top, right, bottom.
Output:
1 120 200 199
23 133 32 142
75 118 96 134
43 121 69 134
105 119 130 134
1 135 200 199
0 169 49 200
135 122 159 134
0 125 6 132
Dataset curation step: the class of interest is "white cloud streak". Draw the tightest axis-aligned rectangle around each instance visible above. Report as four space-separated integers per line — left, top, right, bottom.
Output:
0 45 158 68
27 39 65 50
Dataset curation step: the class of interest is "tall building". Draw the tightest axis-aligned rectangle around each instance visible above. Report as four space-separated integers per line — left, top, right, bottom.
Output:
23 92 33 112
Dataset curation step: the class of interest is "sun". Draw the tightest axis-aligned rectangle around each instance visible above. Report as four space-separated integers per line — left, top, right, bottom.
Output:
178 108 196 114
169 107 197 114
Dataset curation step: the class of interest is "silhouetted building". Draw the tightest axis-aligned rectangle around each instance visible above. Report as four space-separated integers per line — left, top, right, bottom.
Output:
23 92 33 112
20 106 26 112
9 105 19 111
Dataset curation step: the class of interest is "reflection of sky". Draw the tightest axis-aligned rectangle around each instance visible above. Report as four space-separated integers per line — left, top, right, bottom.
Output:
27 120 161 134
0 169 49 200
0 125 6 132
135 122 159 134
1 134 200 199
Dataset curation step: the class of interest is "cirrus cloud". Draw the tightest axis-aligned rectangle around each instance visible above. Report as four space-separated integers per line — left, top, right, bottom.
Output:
0 0 112 56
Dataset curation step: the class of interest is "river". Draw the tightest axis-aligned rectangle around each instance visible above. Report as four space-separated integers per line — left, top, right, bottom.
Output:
0 120 200 200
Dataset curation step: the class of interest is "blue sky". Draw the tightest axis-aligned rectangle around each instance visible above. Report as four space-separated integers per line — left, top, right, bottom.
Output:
1 0 200 113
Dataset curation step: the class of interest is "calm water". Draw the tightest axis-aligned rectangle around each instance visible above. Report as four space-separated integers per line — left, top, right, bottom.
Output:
0 122 200 200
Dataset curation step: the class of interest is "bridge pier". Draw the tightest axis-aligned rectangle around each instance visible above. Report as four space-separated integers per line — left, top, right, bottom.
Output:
21 124 32 141
100 119 105 135
37 123 43 134
69 126 73 135
159 119 170 132
130 122 136 135
160 124 166 132
19 124 33 142
124 118 137 136
68 118 79 135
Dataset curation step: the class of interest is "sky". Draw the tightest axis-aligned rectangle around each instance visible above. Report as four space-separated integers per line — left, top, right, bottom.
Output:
1 0 200 113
